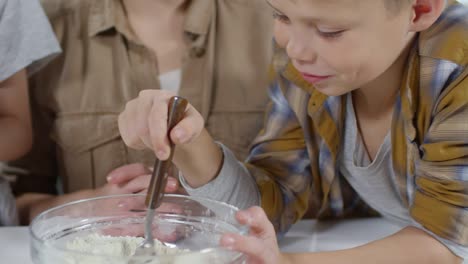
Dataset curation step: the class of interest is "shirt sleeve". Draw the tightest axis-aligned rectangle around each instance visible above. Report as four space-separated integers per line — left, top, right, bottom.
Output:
179 142 261 210
0 0 61 82
0 174 18 226
244 83 312 235
410 68 468 247
181 80 312 235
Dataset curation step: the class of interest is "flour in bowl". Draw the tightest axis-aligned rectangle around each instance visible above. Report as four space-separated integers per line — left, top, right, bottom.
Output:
66 233 183 257
38 233 234 263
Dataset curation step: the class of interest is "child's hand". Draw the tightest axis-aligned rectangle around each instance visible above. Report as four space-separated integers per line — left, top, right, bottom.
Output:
220 206 286 264
118 90 204 160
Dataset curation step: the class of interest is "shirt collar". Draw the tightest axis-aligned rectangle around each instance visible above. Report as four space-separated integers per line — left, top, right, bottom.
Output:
88 0 116 37
184 0 213 37
88 0 214 42
418 1 468 65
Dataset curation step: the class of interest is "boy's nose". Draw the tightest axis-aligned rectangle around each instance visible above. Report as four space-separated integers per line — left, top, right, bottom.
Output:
286 34 317 63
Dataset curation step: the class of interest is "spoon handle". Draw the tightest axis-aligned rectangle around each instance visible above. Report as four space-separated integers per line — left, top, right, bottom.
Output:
145 96 188 209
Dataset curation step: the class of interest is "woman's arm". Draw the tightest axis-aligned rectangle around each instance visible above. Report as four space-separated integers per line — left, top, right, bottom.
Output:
16 164 180 224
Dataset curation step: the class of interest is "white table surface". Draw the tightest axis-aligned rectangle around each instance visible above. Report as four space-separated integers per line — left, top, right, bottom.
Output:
279 217 402 253
0 217 403 263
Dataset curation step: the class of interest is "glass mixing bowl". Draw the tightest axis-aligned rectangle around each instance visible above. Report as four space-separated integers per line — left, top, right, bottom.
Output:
30 194 247 264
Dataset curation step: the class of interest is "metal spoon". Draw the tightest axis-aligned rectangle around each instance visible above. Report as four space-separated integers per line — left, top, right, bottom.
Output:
133 96 188 259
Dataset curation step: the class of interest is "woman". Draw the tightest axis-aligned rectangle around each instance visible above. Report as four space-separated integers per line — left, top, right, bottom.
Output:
11 0 273 224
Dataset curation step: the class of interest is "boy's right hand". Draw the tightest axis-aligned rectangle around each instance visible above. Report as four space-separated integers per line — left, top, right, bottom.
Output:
118 90 205 160
119 90 223 188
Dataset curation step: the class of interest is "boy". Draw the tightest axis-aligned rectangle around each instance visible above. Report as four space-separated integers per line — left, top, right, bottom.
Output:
0 0 60 225
118 0 467 263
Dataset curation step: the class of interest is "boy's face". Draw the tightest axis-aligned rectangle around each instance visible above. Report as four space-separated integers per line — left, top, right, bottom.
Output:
268 0 415 96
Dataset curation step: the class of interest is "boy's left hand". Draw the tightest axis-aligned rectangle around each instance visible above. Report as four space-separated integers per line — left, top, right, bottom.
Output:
220 206 287 264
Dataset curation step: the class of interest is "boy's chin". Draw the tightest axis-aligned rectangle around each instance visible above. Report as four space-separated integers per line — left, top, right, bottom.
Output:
312 84 350 97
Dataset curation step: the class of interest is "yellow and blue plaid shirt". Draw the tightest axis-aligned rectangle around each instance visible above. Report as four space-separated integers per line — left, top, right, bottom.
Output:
246 1 468 246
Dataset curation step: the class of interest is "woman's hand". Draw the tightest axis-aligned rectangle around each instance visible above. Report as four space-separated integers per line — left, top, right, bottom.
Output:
105 163 182 194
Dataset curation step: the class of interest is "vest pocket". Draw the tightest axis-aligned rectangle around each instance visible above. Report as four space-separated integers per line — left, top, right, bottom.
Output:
51 113 126 192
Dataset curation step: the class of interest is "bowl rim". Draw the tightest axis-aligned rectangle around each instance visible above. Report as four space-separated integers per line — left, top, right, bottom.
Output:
29 193 247 261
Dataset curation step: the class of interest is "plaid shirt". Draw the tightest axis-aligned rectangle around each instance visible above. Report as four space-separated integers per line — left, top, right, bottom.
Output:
246 1 468 246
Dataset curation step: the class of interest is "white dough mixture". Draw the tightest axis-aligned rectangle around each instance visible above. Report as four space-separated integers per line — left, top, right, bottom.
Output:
66 233 184 257
39 233 236 263
43 233 214 264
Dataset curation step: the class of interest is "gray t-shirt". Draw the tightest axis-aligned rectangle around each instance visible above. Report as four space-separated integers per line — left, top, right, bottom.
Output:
0 0 61 81
0 0 61 226
0 173 16 226
339 94 468 262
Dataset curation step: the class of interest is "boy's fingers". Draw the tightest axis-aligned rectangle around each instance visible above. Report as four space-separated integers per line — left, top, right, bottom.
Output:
135 90 158 149
119 90 204 159
220 233 270 263
169 105 204 145
148 95 170 160
118 100 146 150
107 163 150 184
236 206 275 236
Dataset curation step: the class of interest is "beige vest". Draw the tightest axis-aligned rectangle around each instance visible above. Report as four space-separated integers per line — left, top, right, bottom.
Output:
12 0 273 194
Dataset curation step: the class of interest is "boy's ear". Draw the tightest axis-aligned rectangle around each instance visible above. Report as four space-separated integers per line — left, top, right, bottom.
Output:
408 0 446 32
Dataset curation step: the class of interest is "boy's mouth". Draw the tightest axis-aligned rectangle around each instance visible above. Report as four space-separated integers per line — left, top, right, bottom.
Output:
300 72 332 84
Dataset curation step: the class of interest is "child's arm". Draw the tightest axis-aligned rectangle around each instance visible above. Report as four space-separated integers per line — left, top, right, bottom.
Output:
0 69 32 161
287 227 462 264
119 82 323 232
221 207 462 264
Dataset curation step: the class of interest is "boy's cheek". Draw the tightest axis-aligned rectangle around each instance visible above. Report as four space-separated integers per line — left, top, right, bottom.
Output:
273 22 289 48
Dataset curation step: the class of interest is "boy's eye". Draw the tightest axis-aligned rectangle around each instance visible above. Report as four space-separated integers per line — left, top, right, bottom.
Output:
272 12 290 24
317 29 345 39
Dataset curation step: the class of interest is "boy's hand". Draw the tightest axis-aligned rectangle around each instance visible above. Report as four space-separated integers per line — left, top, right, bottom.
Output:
220 206 287 264
118 90 204 160
119 90 222 188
